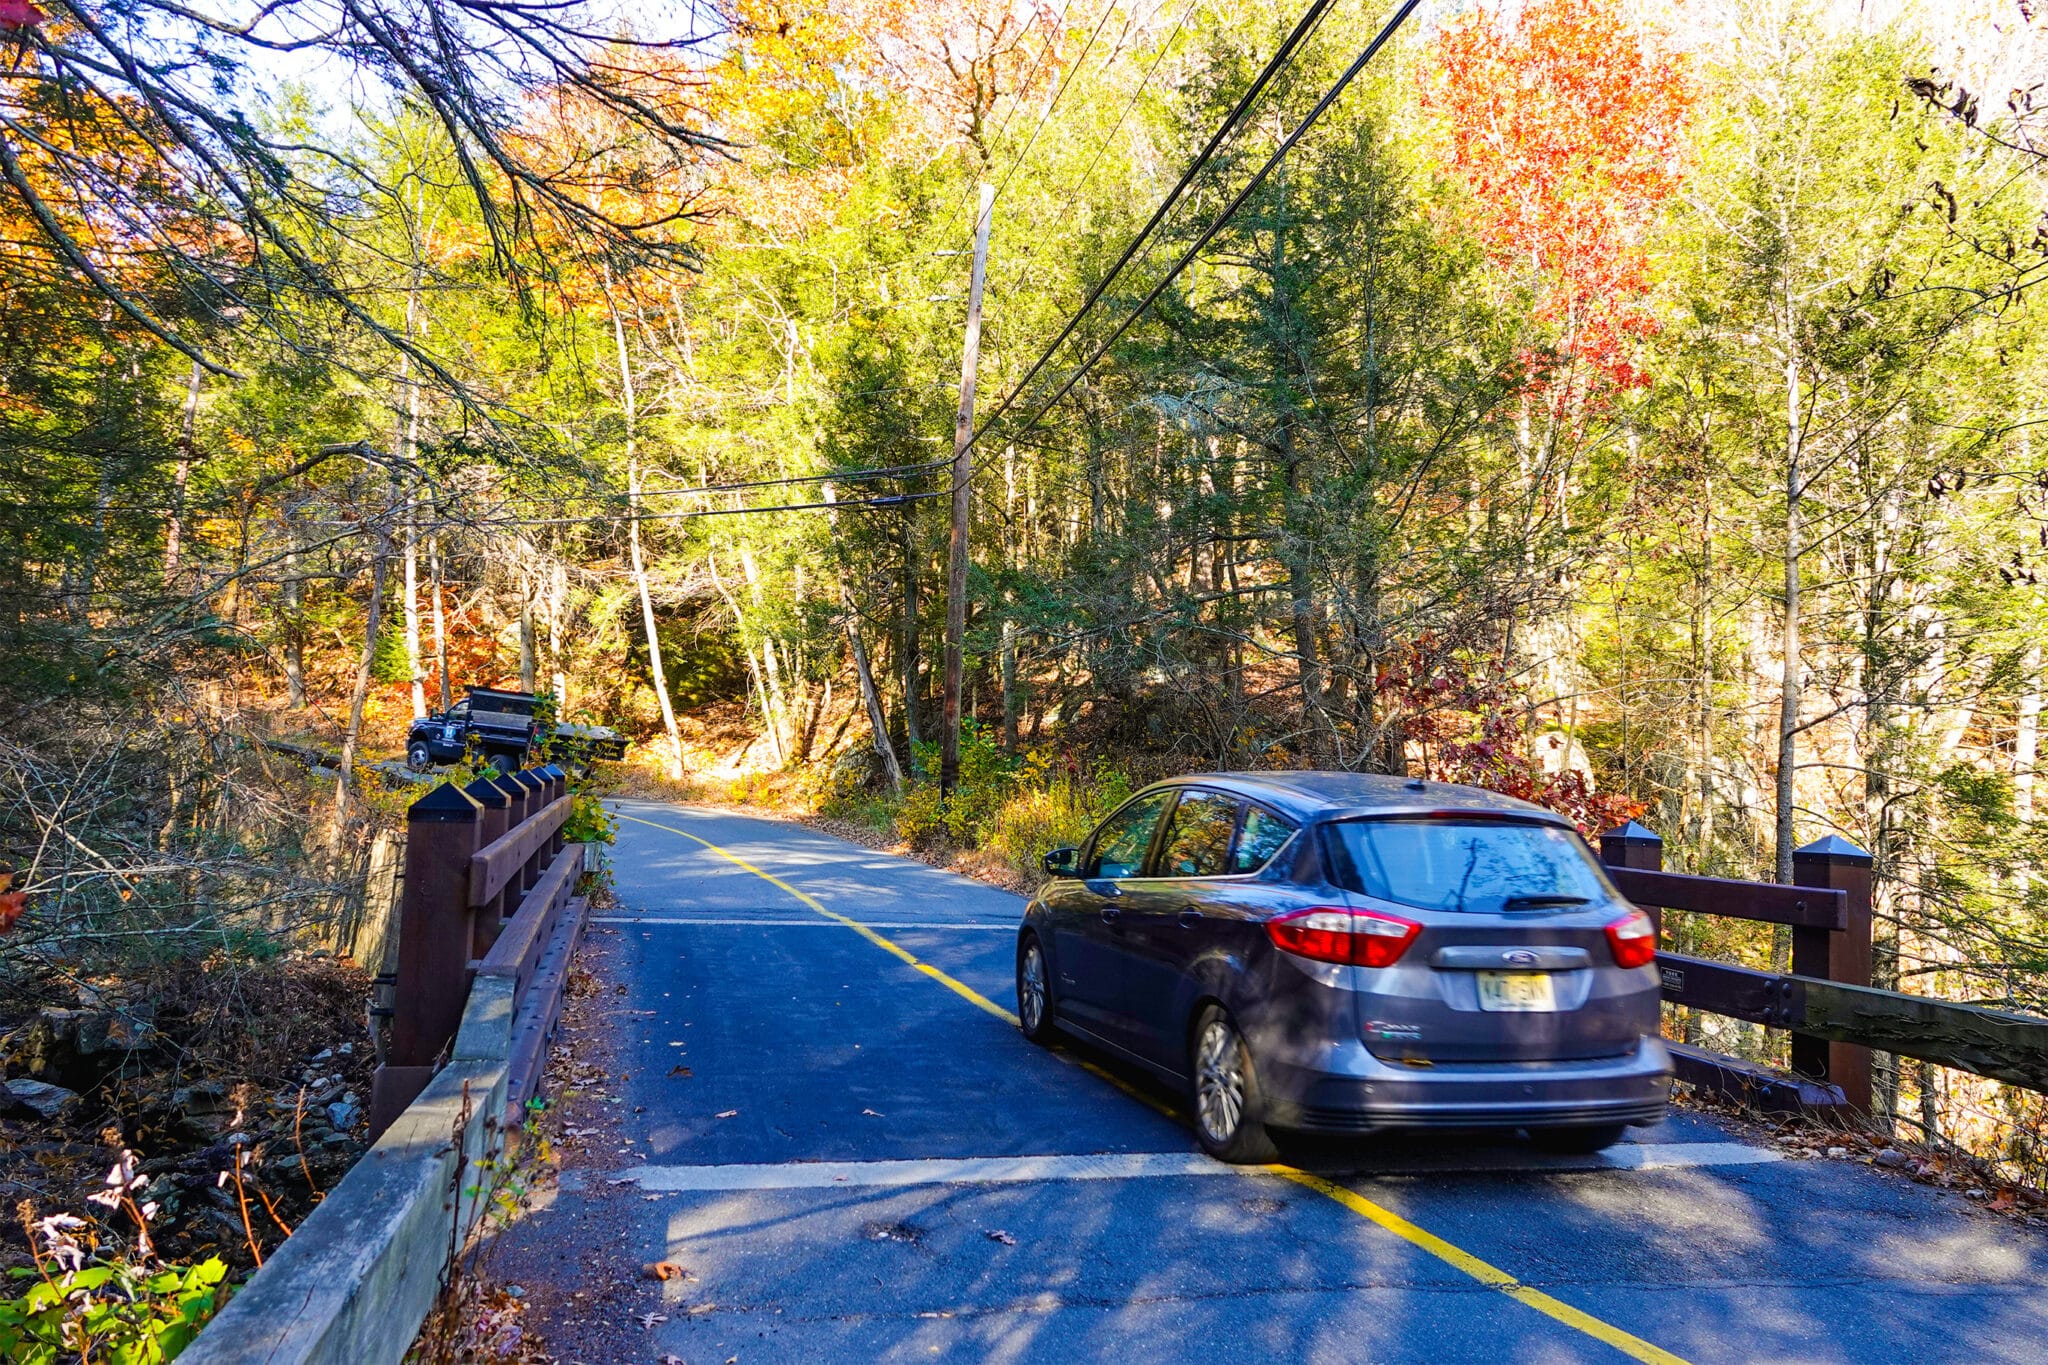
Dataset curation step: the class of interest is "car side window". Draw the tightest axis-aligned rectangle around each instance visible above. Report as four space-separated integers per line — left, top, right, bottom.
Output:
1086 792 1173 879
1228 805 1296 874
1156 792 1243 878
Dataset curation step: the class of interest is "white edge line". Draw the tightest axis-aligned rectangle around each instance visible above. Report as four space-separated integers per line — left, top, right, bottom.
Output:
599 1142 1781 1193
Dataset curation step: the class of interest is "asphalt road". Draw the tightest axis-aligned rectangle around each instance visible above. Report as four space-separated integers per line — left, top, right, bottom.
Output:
496 800 2048 1364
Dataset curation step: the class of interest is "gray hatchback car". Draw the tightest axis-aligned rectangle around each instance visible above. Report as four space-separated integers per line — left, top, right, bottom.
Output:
1015 772 1672 1162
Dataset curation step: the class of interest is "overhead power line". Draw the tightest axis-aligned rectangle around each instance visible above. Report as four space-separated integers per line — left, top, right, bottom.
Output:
963 0 1354 457
589 458 950 503
985 0 1126 225
305 489 945 532
1041 0 1202 242
977 0 1425 463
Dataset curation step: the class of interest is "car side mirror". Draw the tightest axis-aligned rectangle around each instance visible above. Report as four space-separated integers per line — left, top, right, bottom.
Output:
1042 847 1078 876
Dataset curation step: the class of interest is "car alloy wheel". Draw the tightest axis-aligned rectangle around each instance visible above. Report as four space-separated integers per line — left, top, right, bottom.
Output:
1196 1018 1246 1142
1190 1007 1278 1163
406 742 433 772
1016 936 1057 1044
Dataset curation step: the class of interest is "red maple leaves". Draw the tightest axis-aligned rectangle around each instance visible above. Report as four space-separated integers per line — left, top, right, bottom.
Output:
0 0 47 26
0 871 24 936
1421 0 1693 389
1379 642 1643 836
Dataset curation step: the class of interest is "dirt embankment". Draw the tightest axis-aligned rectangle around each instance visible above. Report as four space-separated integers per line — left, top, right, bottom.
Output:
1 956 375 1276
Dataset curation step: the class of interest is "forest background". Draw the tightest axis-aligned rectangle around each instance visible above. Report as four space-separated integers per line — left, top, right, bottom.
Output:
4 0 2048 1192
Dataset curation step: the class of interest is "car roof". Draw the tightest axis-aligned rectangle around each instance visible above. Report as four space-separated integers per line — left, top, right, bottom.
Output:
1143 771 1565 825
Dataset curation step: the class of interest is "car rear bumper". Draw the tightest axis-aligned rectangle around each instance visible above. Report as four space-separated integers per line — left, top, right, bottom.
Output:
1259 1037 1673 1134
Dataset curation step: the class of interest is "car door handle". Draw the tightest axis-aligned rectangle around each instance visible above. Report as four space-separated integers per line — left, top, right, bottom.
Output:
1100 906 1122 925
1177 907 1204 928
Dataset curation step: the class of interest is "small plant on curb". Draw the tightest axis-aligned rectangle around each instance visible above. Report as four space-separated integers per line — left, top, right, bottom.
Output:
404 1090 555 1365
560 792 616 847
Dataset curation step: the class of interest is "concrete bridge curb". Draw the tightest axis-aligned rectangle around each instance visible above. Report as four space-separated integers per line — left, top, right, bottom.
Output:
181 974 514 1363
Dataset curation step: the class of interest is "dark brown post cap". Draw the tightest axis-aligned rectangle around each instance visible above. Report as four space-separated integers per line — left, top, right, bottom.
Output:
1600 820 1662 847
464 777 509 809
1794 834 1872 866
408 782 482 823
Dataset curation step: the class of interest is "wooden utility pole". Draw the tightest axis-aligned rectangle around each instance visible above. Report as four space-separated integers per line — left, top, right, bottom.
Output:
940 182 994 796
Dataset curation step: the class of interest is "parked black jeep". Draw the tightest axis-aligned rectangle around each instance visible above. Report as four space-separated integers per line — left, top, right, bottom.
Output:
405 688 628 773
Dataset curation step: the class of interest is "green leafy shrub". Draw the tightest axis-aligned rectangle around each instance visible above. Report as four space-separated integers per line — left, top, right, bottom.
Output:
1 1247 228 1363
561 791 616 846
888 734 1133 882
981 756 1133 883
894 725 1022 845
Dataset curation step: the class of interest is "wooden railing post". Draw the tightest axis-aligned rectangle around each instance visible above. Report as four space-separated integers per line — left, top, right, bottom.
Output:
1792 835 1874 1113
1599 820 1664 941
465 776 512 952
499 764 530 832
540 764 566 861
369 780 481 1138
512 770 547 893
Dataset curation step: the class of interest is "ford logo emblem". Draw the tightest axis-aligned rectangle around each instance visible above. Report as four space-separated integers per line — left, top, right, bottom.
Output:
1504 949 1540 966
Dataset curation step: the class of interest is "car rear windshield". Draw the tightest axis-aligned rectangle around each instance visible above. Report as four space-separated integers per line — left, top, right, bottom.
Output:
1324 818 1611 914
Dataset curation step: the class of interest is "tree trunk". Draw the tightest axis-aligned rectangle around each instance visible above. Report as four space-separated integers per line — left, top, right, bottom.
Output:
901 507 923 766
283 522 306 709
1774 334 1805 885
1001 616 1020 753
609 278 684 781
337 541 391 818
759 636 791 767
164 357 202 582
825 483 904 792
518 570 537 691
390 261 428 719
404 497 426 719
2017 643 2042 825
430 531 451 712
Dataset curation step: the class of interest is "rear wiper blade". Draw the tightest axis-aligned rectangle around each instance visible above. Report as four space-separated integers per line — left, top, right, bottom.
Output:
1500 895 1590 911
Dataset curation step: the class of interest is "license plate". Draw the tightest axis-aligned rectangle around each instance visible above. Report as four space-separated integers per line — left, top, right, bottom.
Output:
1476 971 1556 1012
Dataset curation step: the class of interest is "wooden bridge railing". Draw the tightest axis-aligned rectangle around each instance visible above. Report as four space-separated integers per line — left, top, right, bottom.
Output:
368 763 588 1137
1598 822 2048 1112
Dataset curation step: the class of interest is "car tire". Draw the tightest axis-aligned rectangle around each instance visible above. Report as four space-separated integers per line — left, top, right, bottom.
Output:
1527 1122 1628 1155
1189 1005 1279 1164
1016 934 1059 1046
406 741 434 773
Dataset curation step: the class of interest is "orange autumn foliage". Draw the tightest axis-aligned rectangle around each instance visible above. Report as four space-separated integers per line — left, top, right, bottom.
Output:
720 0 1065 159
1421 0 1693 388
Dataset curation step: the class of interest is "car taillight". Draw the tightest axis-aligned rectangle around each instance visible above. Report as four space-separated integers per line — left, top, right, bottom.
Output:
1605 909 1658 969
1266 907 1421 969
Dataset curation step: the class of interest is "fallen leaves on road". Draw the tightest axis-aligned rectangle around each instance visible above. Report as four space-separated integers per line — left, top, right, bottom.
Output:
643 1261 687 1282
636 1311 668 1329
984 1229 1017 1246
715 1109 737 1119
1687 1091 2047 1226
861 1108 883 1117
669 1066 692 1078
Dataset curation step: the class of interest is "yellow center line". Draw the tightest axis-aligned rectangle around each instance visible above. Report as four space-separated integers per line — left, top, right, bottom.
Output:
1266 1168 1689 1364
613 810 1015 1023
612 806 1692 1365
